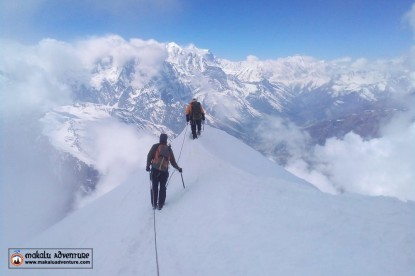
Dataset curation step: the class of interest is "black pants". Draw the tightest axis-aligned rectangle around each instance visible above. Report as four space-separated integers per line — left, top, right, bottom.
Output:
151 169 169 207
191 120 202 138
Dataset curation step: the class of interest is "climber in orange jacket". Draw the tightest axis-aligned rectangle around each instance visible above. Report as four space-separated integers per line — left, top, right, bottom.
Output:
185 98 205 139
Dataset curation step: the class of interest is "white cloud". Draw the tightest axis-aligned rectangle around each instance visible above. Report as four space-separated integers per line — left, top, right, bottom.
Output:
74 118 155 208
0 39 76 116
285 159 337 195
76 35 167 89
284 107 415 201
255 116 311 163
314 124 414 201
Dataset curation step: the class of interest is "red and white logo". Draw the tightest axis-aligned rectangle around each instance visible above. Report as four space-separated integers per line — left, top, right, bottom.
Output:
10 253 24 267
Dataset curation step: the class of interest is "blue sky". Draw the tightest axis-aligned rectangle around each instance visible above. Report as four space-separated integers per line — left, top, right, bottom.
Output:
1 0 414 61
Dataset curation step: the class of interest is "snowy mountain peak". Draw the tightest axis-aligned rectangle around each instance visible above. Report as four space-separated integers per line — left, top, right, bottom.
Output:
167 42 215 67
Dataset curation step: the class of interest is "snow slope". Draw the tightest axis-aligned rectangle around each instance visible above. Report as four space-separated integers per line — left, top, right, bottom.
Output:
7 126 415 276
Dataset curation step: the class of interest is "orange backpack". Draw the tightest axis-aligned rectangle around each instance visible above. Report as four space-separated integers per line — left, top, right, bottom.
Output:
152 144 171 172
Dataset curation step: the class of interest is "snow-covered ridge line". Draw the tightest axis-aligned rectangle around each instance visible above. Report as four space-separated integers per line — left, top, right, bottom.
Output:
26 125 415 276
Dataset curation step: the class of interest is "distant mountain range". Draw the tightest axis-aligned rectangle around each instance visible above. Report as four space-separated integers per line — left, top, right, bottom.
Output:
54 42 411 163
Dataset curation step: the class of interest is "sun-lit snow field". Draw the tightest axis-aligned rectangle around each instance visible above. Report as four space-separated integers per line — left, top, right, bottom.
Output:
5 126 415 276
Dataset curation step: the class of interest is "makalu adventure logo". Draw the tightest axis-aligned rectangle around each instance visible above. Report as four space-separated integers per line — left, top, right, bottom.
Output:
8 248 93 269
10 250 24 267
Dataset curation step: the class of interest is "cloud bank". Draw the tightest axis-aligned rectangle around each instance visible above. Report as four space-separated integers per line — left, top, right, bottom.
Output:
284 107 415 201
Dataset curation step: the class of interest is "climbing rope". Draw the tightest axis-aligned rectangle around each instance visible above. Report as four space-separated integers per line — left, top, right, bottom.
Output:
166 124 188 187
153 207 160 276
150 175 160 276
177 124 189 162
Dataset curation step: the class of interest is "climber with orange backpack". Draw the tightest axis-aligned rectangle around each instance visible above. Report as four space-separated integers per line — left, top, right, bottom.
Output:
146 133 182 210
185 98 206 139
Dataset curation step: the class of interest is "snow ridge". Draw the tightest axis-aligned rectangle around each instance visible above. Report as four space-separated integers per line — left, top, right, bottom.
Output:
25 126 415 276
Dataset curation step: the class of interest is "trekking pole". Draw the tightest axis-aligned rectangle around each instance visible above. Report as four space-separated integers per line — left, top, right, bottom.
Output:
180 172 185 189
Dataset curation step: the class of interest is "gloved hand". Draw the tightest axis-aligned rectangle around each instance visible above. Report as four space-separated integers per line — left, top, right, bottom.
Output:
178 168 183 173
202 113 205 121
146 165 151 172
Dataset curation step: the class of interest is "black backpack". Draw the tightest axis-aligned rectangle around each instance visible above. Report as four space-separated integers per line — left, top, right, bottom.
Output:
191 102 202 120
